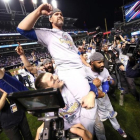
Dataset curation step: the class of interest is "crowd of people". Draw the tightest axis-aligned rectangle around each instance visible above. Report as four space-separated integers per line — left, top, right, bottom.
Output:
0 3 140 140
0 51 49 68
0 28 17 34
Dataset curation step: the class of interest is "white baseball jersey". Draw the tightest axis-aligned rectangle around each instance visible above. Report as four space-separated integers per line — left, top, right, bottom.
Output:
35 28 83 71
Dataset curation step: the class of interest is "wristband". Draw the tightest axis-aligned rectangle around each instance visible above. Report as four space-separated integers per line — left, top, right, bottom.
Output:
102 81 109 94
89 83 98 98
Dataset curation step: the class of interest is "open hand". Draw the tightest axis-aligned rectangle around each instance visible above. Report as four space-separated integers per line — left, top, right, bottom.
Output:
119 65 125 71
70 124 93 140
0 88 8 95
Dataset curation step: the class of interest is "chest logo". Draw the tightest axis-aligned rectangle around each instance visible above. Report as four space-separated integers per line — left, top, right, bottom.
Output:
59 33 75 50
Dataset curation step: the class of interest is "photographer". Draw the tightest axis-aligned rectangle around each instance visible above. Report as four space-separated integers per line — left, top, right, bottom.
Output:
111 35 121 50
113 43 140 101
101 44 117 96
0 86 32 140
35 123 93 140
126 57 140 78
92 37 101 52
92 37 101 47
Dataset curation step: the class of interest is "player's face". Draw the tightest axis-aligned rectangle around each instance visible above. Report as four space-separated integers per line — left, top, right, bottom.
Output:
42 73 64 89
44 62 54 73
92 60 104 72
50 12 64 27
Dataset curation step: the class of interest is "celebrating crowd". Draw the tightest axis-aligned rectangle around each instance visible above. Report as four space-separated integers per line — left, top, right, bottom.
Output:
0 51 49 68
0 3 140 140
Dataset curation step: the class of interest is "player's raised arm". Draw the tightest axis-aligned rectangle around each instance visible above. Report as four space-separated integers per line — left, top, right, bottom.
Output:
18 3 52 30
17 4 52 40
15 43 37 74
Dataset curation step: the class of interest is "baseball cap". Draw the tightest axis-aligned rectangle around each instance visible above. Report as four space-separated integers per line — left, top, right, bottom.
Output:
90 52 104 62
49 8 62 18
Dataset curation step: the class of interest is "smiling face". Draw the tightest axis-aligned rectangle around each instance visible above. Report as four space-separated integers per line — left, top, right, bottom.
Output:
42 73 64 89
49 12 64 28
44 61 54 73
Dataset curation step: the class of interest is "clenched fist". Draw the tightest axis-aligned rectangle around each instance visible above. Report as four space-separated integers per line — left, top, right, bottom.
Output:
38 3 53 16
93 78 101 88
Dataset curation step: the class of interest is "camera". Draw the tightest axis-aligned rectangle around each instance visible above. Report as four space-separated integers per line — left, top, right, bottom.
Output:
111 28 122 37
108 64 115 74
122 39 140 70
8 89 82 140
93 26 103 41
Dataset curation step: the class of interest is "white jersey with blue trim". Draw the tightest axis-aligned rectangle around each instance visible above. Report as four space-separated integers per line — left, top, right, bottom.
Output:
35 28 83 71
85 67 113 90
59 85 81 122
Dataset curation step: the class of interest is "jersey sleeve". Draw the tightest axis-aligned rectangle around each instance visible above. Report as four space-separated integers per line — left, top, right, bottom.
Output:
34 28 50 46
78 51 81 55
89 83 98 98
0 73 28 94
16 27 38 41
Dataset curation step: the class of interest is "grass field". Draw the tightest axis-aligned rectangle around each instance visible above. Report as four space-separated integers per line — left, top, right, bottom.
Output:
0 79 140 140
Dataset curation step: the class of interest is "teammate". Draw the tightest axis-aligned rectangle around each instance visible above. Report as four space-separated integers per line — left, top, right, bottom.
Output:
17 4 98 133
86 52 127 138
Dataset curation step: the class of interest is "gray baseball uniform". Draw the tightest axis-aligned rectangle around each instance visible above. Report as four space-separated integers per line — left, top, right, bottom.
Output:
85 67 120 130
35 28 97 134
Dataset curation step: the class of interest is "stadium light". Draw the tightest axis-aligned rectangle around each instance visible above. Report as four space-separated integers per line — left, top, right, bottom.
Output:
42 0 47 3
32 0 37 4
52 0 57 8
3 0 10 3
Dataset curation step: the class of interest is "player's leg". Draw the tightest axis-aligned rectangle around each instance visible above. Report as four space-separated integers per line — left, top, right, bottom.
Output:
57 67 97 132
102 95 127 138
97 95 117 121
57 67 90 102
94 114 106 140
80 115 96 135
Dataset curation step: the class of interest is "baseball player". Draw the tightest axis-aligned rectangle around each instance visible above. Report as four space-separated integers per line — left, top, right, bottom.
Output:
17 4 98 133
86 52 127 138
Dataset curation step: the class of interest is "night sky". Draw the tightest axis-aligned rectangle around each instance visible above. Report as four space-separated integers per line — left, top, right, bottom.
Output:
0 0 136 30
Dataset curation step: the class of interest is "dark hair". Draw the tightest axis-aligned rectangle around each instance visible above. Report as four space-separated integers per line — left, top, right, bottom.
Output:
35 73 48 90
